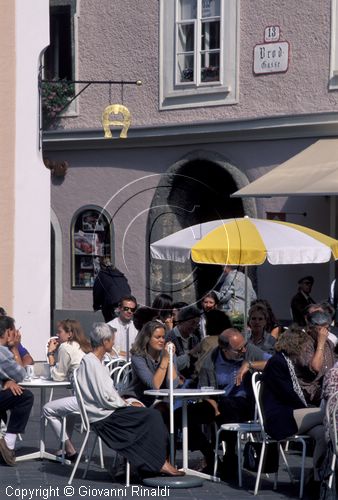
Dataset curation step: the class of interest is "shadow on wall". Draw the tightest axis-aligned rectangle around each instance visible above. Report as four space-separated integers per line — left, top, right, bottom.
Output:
147 154 255 305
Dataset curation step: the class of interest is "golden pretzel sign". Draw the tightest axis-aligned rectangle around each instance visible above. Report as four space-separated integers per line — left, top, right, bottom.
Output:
102 104 131 139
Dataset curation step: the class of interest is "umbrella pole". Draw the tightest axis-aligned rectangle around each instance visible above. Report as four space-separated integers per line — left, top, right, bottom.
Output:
168 344 175 465
244 266 248 329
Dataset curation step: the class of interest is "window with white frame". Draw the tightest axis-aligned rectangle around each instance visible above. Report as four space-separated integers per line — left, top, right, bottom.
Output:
160 0 239 109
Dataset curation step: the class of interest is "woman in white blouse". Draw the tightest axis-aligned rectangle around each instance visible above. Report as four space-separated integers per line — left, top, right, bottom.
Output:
43 319 91 460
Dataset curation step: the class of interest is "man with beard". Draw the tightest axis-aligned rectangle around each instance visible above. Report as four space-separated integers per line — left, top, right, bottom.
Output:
188 328 270 475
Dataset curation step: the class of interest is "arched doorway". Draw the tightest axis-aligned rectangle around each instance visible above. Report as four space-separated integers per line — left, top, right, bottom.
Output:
147 151 256 305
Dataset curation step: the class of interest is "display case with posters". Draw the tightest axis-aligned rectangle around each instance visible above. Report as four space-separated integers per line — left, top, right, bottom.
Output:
72 208 112 288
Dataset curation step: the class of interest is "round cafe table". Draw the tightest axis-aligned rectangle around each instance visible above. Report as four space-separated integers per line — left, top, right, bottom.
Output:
143 387 224 485
17 377 71 463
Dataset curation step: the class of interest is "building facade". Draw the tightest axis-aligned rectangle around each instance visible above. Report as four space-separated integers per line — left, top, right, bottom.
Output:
44 0 338 322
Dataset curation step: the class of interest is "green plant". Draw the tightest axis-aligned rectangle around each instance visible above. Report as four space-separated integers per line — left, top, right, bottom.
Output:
41 79 74 128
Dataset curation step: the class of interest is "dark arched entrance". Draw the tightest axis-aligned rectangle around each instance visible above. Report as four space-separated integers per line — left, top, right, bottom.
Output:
147 151 257 305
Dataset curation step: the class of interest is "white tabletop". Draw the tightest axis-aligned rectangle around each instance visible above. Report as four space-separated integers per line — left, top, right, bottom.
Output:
144 388 225 398
19 378 71 388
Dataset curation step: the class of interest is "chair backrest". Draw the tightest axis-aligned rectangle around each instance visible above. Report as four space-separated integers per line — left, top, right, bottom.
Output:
326 390 338 455
116 362 132 391
105 357 127 374
252 372 266 435
72 367 90 433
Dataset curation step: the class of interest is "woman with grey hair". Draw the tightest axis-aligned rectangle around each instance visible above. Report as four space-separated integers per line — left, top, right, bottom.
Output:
77 322 184 477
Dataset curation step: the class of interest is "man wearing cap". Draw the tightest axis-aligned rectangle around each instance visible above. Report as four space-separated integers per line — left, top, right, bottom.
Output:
165 305 200 379
290 276 316 326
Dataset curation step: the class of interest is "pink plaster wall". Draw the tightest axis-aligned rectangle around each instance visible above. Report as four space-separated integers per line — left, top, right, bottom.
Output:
60 0 337 129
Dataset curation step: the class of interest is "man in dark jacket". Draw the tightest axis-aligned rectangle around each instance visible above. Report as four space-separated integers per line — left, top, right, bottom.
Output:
290 275 315 326
165 305 200 379
93 258 131 322
190 328 270 475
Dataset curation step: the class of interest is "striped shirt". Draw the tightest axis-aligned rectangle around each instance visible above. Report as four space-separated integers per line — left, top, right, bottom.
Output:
0 345 26 389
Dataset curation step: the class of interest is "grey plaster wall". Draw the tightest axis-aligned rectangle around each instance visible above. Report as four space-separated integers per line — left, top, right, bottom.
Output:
50 136 332 320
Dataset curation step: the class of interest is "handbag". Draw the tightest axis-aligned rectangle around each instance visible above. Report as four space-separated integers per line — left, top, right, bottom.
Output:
243 441 279 473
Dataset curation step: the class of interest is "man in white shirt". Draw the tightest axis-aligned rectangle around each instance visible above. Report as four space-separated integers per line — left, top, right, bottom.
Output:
107 295 138 360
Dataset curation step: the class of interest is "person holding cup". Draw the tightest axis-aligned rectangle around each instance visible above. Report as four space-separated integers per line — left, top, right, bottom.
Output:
43 319 91 461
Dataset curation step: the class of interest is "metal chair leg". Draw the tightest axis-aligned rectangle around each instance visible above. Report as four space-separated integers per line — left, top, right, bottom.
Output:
254 441 266 495
237 431 242 487
61 416 66 465
98 437 104 469
126 460 130 487
83 435 98 479
328 453 336 489
68 431 90 485
213 429 221 477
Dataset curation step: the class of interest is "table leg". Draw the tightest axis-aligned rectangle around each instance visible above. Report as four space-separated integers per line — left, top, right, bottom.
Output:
180 400 220 482
16 386 71 464
182 400 188 470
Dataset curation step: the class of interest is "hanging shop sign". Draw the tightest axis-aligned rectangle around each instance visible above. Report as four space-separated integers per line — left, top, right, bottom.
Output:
102 104 131 139
253 26 289 75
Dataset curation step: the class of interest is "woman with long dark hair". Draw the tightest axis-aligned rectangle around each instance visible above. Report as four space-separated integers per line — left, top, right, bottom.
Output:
123 320 179 408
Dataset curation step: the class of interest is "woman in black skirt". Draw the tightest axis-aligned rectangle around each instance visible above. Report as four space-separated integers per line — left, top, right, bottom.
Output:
77 322 184 477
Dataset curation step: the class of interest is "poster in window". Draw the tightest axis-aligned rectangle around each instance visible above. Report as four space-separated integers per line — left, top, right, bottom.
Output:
82 211 105 232
74 231 99 255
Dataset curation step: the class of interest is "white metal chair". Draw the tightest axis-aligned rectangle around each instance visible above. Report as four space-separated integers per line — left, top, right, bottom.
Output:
105 357 127 374
213 420 262 486
325 390 338 489
115 362 132 392
68 368 130 486
59 409 103 467
252 372 308 498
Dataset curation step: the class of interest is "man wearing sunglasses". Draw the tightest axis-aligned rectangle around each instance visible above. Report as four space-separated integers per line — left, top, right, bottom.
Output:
194 328 270 476
107 295 138 360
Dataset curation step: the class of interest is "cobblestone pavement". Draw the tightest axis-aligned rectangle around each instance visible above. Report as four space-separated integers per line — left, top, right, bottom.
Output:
0 387 324 500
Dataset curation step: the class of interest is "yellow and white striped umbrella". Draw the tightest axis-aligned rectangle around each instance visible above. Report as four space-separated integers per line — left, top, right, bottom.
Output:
150 217 338 266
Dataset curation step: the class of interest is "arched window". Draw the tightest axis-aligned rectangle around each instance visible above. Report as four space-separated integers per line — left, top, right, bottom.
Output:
71 207 113 288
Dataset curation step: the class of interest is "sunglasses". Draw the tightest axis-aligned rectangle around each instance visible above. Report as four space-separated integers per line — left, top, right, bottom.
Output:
228 342 247 354
122 306 136 313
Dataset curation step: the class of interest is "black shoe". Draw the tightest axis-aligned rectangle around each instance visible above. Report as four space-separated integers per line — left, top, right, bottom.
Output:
65 452 78 462
201 458 222 476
